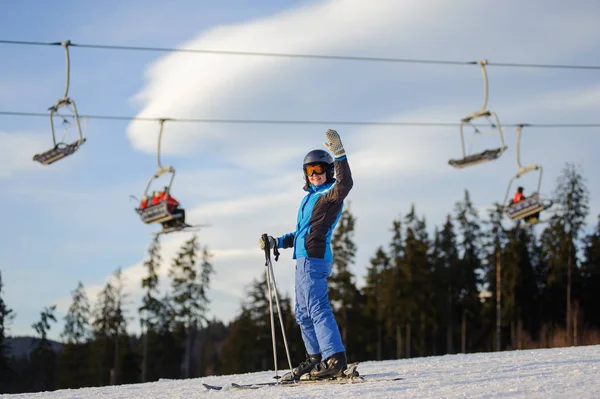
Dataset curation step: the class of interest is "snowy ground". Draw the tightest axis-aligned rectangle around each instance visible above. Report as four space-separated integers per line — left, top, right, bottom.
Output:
3 345 600 398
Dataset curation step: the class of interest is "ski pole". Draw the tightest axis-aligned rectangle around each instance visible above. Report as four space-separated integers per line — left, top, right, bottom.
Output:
266 245 294 378
263 234 279 379
262 234 293 381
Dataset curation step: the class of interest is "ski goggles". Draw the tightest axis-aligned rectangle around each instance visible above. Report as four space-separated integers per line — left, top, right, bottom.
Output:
304 163 327 176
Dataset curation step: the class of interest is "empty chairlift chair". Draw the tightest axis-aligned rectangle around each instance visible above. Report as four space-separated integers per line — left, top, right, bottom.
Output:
33 41 86 165
448 60 507 168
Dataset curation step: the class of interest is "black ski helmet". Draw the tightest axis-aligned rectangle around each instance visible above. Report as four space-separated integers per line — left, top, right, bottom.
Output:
302 149 334 188
303 149 333 166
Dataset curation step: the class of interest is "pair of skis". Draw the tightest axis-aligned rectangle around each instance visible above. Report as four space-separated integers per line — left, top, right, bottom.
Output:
202 363 402 391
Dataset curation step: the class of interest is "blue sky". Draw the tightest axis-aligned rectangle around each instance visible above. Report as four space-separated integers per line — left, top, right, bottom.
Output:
1 0 600 341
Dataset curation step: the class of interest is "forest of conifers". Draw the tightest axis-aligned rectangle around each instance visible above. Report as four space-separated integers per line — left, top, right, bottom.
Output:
0 162 598 394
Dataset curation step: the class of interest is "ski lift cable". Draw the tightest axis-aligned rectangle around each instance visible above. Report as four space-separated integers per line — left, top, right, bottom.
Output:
2 39 600 70
1 110 600 128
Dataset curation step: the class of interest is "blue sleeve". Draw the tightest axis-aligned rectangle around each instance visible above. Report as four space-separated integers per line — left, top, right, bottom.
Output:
278 232 295 249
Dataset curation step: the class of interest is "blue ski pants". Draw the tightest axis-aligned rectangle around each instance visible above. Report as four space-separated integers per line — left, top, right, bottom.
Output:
294 256 345 359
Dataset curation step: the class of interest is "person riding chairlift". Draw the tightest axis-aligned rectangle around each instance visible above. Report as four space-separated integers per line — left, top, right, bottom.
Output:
158 187 179 210
139 194 149 210
159 187 186 228
151 191 161 206
512 186 539 224
513 186 525 204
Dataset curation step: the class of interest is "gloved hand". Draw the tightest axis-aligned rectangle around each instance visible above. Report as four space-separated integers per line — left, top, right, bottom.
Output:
259 235 278 250
323 129 346 159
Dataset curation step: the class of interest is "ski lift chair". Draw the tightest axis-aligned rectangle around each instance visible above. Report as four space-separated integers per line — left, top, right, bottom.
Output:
506 193 553 222
136 193 193 236
448 60 507 169
502 125 553 223
33 41 86 165
33 100 86 165
448 111 507 168
135 119 207 236
136 165 185 225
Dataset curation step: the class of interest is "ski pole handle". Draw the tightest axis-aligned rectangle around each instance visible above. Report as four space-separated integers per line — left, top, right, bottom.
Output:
262 233 270 266
262 233 280 264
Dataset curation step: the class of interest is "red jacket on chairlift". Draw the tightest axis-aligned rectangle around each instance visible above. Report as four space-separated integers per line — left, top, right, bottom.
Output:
165 194 180 212
513 192 525 203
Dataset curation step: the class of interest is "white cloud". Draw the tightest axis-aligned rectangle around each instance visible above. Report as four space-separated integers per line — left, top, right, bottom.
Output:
125 0 461 156
0 132 55 178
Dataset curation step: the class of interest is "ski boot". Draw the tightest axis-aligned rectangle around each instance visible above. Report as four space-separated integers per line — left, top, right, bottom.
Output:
281 353 322 382
304 351 348 380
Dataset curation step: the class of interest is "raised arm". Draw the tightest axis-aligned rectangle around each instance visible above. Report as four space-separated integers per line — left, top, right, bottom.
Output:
323 129 353 202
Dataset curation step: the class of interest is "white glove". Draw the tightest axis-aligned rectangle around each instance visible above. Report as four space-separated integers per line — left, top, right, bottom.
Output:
259 235 278 250
323 129 346 159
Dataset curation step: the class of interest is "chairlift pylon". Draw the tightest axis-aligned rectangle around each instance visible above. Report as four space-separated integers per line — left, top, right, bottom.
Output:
449 60 507 169
33 40 86 165
134 119 205 235
502 124 553 222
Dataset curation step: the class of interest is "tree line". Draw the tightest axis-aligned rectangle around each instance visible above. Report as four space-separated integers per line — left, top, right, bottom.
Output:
0 162 599 394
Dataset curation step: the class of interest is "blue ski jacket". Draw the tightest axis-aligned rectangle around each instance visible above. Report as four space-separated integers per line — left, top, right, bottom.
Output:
278 156 353 261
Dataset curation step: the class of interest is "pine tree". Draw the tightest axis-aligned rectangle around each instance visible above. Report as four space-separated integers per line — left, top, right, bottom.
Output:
554 163 589 345
168 235 214 378
502 227 539 349
140 236 163 330
328 206 361 358
435 215 459 354
453 190 483 353
386 217 407 358
62 281 91 344
581 216 600 329
482 204 509 351
91 269 129 385
92 280 116 337
31 305 57 354
58 281 91 389
0 271 16 393
402 205 431 357
539 163 589 344
539 215 568 333
363 246 390 360
110 269 129 385
29 305 57 392
139 236 163 382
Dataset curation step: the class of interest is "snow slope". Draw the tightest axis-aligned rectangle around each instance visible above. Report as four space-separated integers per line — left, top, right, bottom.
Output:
4 345 600 398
